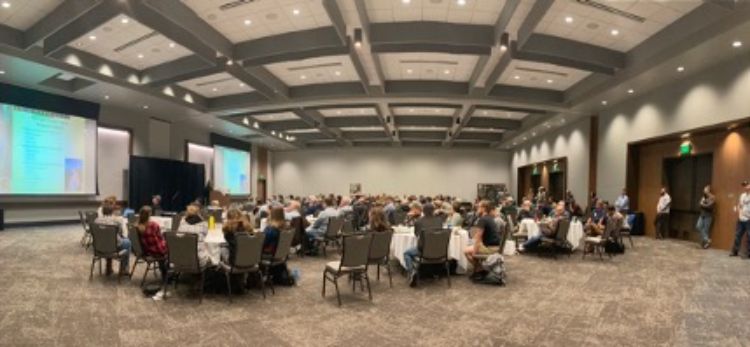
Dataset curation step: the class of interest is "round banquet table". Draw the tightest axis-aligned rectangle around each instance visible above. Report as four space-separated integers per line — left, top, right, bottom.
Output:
390 226 471 274
203 226 227 265
519 218 584 250
120 216 173 236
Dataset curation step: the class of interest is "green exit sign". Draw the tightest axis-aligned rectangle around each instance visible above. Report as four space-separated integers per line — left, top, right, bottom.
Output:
680 141 692 156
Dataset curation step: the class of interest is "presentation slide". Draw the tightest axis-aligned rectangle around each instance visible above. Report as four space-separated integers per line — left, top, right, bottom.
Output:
213 145 250 195
0 103 97 195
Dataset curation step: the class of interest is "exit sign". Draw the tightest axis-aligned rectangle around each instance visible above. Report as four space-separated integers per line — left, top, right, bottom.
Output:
680 141 692 156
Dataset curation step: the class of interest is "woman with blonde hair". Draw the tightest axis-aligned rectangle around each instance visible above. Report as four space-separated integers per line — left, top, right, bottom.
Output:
177 204 210 266
222 208 254 264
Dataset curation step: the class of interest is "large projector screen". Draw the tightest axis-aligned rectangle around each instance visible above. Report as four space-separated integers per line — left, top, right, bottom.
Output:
213 145 250 195
0 103 97 195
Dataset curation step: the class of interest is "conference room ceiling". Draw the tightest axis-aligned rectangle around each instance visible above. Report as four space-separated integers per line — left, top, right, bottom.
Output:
0 0 747 151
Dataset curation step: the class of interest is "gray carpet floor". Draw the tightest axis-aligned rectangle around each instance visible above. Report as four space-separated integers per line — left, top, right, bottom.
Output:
1 224 750 346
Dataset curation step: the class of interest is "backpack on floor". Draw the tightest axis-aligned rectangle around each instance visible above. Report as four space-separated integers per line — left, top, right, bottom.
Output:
605 239 625 254
475 254 506 286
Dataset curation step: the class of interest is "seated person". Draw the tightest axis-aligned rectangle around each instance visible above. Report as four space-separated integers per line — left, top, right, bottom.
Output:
585 200 608 236
404 204 446 286
463 200 501 278
368 206 391 232
500 197 518 219
98 195 118 217
151 195 163 216
177 204 211 267
520 202 568 252
94 205 131 276
284 200 302 221
517 199 534 221
221 208 254 264
446 203 463 228
262 207 286 258
305 197 339 242
404 201 423 226
135 206 168 300
338 196 354 214
606 205 624 236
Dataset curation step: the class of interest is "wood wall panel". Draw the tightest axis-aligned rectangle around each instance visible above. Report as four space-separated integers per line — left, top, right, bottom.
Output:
634 127 750 249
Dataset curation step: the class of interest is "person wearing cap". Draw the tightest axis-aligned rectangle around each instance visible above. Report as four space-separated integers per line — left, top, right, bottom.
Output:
655 187 671 239
730 181 750 256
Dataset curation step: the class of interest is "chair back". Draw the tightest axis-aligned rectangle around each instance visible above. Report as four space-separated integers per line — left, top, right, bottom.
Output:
340 233 372 269
368 230 393 261
84 211 98 229
233 232 265 268
164 232 200 272
209 209 223 223
91 224 119 256
126 214 138 226
556 218 570 242
128 224 145 257
78 211 89 231
421 229 451 261
603 218 619 239
341 217 355 234
289 216 305 247
171 213 182 232
393 210 407 225
271 229 295 262
325 217 344 238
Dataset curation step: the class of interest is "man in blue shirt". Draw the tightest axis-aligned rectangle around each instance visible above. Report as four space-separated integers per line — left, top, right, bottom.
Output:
615 188 630 214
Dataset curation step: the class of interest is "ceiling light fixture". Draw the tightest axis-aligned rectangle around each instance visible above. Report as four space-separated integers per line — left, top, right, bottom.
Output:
546 79 553 84
732 40 742 48
0 70 5 75
499 32 509 52
601 100 607 105
104 95 109 100
406 69 413 74
226 60 233 66
244 19 252 26
300 75 307 80
1 2 10 9
120 17 129 24
564 16 573 24
137 53 144 59
444 69 450 74
243 117 249 125
143 105 149 109
354 28 363 48
677 66 684 72
239 83 245 87
402 0 411 3
212 87 218 92
168 42 175 48
271 130 276 135
513 75 520 80
610 29 619 36
88 35 96 41
253 122 259 129
334 71 341 76
292 9 300 15
627 89 634 94
457 0 466 6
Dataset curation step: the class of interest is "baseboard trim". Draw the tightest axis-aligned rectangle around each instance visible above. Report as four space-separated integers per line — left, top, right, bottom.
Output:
3 219 80 229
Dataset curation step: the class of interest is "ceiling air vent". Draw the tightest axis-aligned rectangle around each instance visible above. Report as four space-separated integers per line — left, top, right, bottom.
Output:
195 77 236 87
400 59 459 66
287 62 342 72
219 0 257 11
113 31 159 53
515 66 568 78
576 0 646 23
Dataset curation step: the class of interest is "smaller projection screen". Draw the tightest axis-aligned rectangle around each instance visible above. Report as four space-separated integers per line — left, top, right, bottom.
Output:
0 103 97 195
212 145 250 195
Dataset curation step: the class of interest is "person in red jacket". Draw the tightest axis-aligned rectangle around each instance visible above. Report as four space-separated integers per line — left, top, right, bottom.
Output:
136 206 168 300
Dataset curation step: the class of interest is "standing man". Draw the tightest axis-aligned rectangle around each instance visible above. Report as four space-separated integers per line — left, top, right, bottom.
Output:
696 185 715 249
730 181 750 257
655 187 671 239
615 188 630 215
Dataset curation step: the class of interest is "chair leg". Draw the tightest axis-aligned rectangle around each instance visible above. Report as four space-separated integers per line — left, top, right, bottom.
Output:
322 271 327 297
445 262 451 288
130 258 139 279
376 263 381 281
162 269 170 300
89 257 96 280
140 262 150 288
225 273 233 303
98 260 102 275
258 272 266 299
365 273 372 301
628 235 634 248
333 276 342 306
386 260 393 288
198 272 205 304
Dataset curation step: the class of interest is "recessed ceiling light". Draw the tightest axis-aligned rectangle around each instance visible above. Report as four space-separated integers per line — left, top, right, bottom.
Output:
677 66 685 72
627 89 634 94
444 69 450 74
513 75 520 80
104 95 109 100
226 60 233 66
402 0 411 3
409 108 414 113
531 132 536 137
336 110 342 115
271 130 276 135
1 2 11 9
253 122 259 129
0 70 5 75
406 69 413 74
239 83 245 87
292 9 300 15
457 0 466 6
212 87 218 92
168 42 175 48
300 75 306 80
610 29 619 36
564 16 573 24
546 79 553 84
334 71 341 76
137 53 144 59
143 105 149 109
732 40 742 48
243 117 249 125
88 35 96 41
244 19 252 26
601 100 607 105
120 17 129 24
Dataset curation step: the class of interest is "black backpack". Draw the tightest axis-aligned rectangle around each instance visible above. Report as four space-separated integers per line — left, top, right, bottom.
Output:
604 239 625 254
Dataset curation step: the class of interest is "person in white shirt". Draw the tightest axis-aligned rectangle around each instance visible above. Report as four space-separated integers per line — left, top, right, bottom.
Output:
284 200 302 221
730 181 750 256
338 196 354 214
615 188 630 214
305 197 340 242
177 204 211 267
655 187 671 239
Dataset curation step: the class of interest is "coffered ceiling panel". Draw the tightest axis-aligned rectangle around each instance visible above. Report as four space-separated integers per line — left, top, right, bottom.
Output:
380 52 479 81
391 106 457 116
318 107 378 117
472 109 528 120
0 0 63 30
265 55 359 86
69 16 193 70
253 111 300 122
181 0 332 43
178 72 254 97
366 0 506 25
535 0 702 52
497 60 592 91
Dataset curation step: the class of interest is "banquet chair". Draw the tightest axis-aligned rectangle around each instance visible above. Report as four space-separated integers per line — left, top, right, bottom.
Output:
317 217 345 256
171 213 183 232
163 232 207 303
219 232 265 303
619 224 634 248
81 211 99 249
539 219 571 259
367 230 394 288
393 210 407 226
474 224 509 263
322 233 373 306
127 225 164 287
89 223 128 283
262 229 295 295
413 229 452 288
290 216 310 257
512 220 530 251
582 220 616 260
78 211 92 248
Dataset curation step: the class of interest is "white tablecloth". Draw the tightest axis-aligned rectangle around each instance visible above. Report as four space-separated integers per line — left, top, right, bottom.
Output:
519 219 584 251
390 227 471 274
120 216 173 236
203 228 226 265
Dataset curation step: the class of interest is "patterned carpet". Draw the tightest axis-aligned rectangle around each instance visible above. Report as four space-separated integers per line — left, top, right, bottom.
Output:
1 224 749 346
